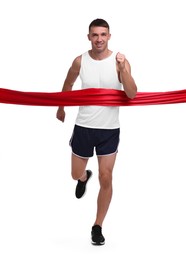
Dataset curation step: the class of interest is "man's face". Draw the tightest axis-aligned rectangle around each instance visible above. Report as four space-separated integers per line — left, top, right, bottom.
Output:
88 26 111 52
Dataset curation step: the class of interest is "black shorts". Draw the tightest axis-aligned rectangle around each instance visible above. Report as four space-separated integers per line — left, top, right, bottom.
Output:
69 125 120 158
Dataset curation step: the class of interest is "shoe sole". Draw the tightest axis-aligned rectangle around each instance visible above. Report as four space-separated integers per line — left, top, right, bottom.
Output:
80 170 92 198
91 240 105 246
76 170 92 199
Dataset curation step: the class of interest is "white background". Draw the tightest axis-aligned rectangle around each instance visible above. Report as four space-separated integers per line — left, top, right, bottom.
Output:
0 0 186 259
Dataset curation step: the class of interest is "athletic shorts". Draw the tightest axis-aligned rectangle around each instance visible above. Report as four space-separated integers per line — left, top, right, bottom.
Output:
69 125 120 158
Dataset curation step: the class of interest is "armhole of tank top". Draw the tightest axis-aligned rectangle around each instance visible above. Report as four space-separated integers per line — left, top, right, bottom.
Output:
79 53 84 76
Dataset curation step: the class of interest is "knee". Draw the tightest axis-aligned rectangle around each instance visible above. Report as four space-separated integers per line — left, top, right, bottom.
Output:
99 169 112 189
71 170 86 181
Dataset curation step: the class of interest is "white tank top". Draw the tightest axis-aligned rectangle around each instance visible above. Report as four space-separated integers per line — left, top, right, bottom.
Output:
75 51 122 129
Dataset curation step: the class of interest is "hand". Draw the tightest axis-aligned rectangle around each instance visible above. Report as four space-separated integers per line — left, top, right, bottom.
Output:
56 107 66 122
116 52 126 70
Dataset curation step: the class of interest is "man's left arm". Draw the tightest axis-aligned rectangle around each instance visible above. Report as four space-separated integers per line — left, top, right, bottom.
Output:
116 52 137 99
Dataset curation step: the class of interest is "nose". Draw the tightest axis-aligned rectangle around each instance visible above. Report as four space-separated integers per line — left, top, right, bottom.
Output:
97 35 102 41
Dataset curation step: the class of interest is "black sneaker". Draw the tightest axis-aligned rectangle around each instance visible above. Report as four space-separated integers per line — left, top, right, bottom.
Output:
91 225 105 245
75 170 92 199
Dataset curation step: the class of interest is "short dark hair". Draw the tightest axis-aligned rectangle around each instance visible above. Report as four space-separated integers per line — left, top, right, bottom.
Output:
89 18 110 32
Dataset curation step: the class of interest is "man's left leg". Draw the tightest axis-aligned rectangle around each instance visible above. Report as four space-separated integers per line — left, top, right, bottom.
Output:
91 153 117 245
95 153 117 225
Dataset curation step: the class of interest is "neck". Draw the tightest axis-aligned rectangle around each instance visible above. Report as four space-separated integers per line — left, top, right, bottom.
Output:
89 49 112 60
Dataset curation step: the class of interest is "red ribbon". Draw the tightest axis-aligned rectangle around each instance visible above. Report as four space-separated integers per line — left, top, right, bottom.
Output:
0 88 186 106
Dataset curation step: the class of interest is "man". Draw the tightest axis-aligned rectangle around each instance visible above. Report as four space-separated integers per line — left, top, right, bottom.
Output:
56 18 137 245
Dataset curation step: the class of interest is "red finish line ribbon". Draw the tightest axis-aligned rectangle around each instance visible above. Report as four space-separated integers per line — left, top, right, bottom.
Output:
0 88 186 106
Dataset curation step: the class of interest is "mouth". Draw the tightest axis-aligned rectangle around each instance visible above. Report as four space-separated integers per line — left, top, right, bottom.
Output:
96 44 103 48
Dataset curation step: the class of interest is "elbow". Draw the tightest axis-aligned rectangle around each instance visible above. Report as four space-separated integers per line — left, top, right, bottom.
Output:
126 87 137 99
127 92 136 99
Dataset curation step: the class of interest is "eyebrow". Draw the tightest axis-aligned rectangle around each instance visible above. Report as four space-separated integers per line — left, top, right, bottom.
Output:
91 32 107 36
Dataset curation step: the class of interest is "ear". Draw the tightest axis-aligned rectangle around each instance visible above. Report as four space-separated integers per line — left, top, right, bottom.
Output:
108 33 111 40
87 34 91 41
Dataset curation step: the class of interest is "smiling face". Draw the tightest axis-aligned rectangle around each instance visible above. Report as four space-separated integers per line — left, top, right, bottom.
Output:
88 26 111 53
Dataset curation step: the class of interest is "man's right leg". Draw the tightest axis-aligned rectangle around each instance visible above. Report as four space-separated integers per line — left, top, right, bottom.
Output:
71 153 89 181
71 153 92 199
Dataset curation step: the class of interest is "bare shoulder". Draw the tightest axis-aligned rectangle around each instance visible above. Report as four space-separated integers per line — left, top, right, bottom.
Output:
63 55 82 87
71 55 82 73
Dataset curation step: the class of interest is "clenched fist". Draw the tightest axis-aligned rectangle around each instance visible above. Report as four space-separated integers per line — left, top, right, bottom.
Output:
116 52 126 70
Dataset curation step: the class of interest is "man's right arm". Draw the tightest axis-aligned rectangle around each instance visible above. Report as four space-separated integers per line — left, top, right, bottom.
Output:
56 55 81 122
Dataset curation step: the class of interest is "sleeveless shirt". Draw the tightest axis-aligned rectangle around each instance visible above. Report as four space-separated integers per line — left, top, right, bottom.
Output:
75 51 122 129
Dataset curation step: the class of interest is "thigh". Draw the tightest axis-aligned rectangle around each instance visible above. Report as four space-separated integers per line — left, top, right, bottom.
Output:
70 125 94 158
95 128 120 156
71 153 89 180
